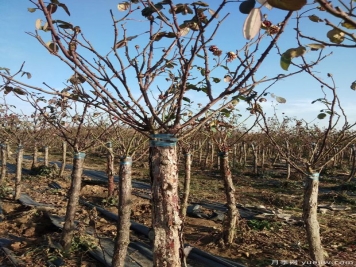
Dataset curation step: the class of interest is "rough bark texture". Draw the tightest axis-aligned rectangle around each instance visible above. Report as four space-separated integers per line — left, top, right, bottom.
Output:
14 145 24 200
286 141 291 180
106 142 115 197
347 145 356 182
59 142 67 178
150 134 183 267
180 153 191 220
0 144 7 182
32 143 38 169
61 152 85 251
220 152 239 244
44 146 49 167
303 173 325 266
251 143 258 174
112 157 132 267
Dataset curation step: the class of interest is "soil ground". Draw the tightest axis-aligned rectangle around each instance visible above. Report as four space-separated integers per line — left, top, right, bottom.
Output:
0 154 355 267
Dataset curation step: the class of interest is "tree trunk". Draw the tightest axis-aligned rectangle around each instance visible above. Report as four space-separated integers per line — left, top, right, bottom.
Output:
232 144 237 170
32 142 38 169
61 152 86 251
106 142 115 197
14 145 24 200
112 157 132 267
180 152 191 221
149 134 183 267
198 141 202 165
44 146 49 167
286 141 291 180
251 143 258 175
1 144 7 181
210 143 214 168
220 152 239 245
347 145 356 182
59 141 67 178
303 173 325 265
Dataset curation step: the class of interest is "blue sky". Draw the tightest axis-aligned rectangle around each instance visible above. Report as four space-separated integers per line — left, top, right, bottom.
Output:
1 0 356 127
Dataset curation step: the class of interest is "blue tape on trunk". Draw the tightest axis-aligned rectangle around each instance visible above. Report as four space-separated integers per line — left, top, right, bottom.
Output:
74 152 86 159
308 173 319 181
150 134 177 147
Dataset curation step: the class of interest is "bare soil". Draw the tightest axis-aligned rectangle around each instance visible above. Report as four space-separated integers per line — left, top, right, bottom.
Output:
0 155 356 267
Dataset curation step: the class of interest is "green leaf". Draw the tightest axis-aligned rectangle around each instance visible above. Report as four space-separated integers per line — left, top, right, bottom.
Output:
46 41 59 53
242 8 262 40
341 21 356 29
0 67 10 75
308 15 323 22
57 21 73 29
58 3 70 16
283 46 306 59
183 97 191 103
212 77 221 83
192 1 209 7
350 81 356 90
307 43 325 50
317 113 327 119
224 75 232 82
118 2 130 11
327 29 345 44
50 0 60 4
280 55 291 71
208 8 219 18
13 87 27 95
46 3 58 14
28 8 37 13
21 72 32 79
35 19 42 30
4 86 13 95
275 96 286 104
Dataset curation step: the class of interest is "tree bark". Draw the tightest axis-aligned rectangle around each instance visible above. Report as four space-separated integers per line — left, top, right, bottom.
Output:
303 173 325 266
14 145 24 200
251 143 258 174
149 134 183 267
59 141 67 178
44 146 49 167
61 152 86 251
347 145 356 182
106 142 115 197
286 141 291 180
220 152 239 245
180 152 191 221
112 157 132 267
0 144 7 182
32 142 38 169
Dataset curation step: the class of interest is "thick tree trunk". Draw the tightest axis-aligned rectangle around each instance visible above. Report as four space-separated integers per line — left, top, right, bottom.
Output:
0 144 7 182
180 152 191 221
61 152 86 251
106 142 115 197
59 141 67 178
303 173 325 266
149 134 183 267
112 157 132 267
14 145 24 200
44 146 49 167
220 152 238 245
32 142 38 169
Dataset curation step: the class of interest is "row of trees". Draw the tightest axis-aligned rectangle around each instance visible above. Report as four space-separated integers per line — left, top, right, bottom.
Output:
1 0 356 266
